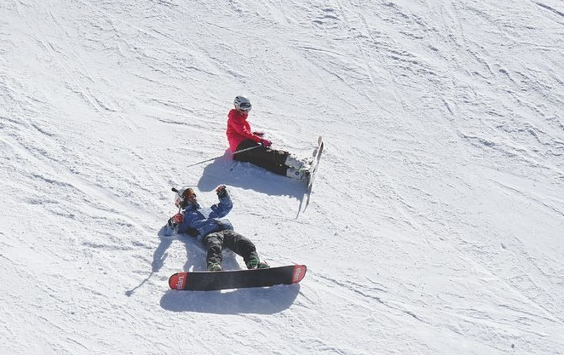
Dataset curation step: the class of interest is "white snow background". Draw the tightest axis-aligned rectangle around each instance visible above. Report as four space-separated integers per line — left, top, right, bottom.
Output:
1 0 564 354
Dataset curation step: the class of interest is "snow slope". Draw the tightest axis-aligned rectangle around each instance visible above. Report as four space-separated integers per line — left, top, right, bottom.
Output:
1 0 564 354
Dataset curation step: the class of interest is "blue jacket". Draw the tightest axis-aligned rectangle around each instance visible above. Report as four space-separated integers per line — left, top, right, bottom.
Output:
164 191 233 238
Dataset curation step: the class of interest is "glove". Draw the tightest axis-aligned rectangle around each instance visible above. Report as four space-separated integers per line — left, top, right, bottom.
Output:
172 213 184 225
216 184 228 198
253 131 265 137
260 139 272 147
186 228 199 237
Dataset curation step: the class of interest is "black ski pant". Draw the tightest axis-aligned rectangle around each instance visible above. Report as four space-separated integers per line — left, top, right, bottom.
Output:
202 230 258 267
233 139 289 175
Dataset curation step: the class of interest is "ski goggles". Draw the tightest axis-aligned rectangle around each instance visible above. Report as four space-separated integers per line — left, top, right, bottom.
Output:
182 188 196 199
175 187 197 207
238 102 252 112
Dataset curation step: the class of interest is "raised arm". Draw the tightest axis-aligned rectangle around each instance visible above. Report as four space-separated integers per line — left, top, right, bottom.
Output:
210 185 233 217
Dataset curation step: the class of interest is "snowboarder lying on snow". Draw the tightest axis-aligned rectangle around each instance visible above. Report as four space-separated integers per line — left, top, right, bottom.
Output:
163 185 269 272
226 95 312 180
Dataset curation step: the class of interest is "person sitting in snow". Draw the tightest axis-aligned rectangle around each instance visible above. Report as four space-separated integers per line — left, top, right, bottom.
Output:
163 184 269 271
226 95 312 180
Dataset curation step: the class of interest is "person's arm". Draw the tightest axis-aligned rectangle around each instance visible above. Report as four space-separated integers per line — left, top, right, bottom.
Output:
229 116 263 142
163 212 184 236
210 185 233 217
170 211 201 237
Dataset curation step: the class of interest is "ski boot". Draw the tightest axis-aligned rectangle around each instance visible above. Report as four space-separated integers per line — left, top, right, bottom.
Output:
285 154 313 171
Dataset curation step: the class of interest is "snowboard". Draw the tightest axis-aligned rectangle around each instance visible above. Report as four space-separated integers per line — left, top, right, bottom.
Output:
169 264 307 291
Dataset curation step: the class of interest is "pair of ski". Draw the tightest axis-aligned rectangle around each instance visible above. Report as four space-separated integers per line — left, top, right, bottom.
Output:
304 135 324 206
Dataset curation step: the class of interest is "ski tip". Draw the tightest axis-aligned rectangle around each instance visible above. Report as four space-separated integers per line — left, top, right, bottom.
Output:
292 264 307 283
169 272 188 290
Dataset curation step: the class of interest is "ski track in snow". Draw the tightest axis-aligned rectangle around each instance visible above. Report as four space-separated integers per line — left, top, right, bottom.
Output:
1 0 564 354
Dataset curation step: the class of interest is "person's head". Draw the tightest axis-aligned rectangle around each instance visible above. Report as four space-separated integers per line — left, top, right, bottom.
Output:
175 187 198 208
234 96 252 113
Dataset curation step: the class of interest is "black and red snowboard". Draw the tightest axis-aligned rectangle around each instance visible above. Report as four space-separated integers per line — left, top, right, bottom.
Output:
169 264 307 291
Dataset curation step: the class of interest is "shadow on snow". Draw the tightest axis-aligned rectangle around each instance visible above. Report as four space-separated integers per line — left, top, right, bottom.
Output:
159 284 301 314
195 152 306 201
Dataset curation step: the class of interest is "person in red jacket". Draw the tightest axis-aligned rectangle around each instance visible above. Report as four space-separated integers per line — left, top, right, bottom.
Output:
226 96 311 179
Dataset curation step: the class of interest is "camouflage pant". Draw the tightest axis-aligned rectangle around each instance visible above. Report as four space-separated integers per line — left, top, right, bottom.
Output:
202 229 258 267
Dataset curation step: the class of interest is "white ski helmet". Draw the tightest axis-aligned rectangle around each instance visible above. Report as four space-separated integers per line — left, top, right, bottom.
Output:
234 96 252 112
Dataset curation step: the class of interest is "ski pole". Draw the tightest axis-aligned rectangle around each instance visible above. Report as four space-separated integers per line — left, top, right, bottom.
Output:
184 144 262 168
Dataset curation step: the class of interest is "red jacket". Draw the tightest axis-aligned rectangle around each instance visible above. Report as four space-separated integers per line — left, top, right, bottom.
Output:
226 109 262 152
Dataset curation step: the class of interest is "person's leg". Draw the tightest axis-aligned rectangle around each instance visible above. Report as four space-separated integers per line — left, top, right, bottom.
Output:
234 140 289 175
232 139 262 161
202 231 224 271
221 230 268 269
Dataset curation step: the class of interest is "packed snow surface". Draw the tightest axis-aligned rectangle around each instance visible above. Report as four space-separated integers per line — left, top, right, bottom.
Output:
1 0 563 354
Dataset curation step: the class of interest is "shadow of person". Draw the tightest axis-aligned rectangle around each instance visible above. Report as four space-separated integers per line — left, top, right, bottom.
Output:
160 283 301 314
126 226 172 296
152 226 173 272
196 150 305 200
